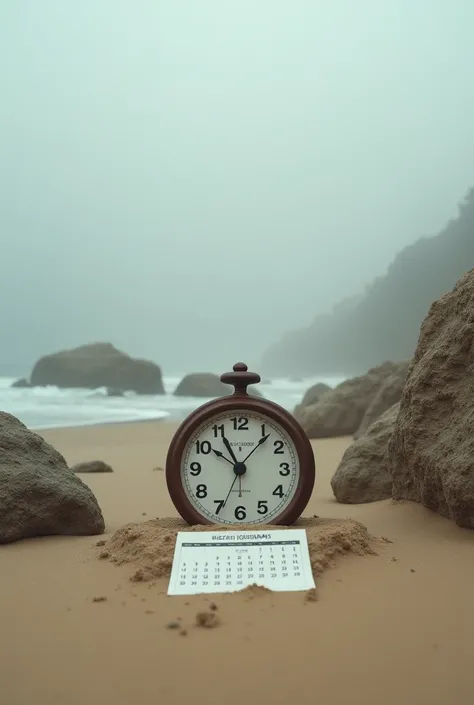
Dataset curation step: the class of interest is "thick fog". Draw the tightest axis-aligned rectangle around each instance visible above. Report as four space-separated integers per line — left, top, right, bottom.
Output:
1 0 474 375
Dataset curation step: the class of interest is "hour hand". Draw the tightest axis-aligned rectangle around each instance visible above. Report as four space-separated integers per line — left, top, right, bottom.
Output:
222 436 238 465
211 448 234 466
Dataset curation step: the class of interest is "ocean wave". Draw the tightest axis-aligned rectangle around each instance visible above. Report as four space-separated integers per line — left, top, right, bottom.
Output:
0 373 346 430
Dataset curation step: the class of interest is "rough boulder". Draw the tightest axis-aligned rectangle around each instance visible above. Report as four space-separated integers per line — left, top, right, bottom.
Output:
0 412 105 543
354 361 409 438
30 342 164 395
388 269 474 528
294 361 405 438
331 403 399 503
294 382 331 415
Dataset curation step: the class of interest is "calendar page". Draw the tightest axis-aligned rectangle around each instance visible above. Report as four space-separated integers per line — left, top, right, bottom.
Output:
167 529 315 596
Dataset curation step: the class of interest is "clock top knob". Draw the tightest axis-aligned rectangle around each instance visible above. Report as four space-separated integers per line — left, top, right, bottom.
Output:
220 362 261 396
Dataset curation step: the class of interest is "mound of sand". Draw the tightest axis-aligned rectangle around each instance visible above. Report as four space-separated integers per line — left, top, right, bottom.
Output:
97 516 377 583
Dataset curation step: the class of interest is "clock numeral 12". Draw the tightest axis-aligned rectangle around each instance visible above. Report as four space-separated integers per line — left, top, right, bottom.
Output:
231 417 249 431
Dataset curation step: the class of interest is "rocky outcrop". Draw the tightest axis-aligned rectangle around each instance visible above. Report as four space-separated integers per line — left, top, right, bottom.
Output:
174 373 262 398
331 403 399 503
354 361 409 438
30 343 164 395
71 460 114 473
294 361 404 438
0 412 105 543
388 269 474 529
299 382 331 408
11 378 31 388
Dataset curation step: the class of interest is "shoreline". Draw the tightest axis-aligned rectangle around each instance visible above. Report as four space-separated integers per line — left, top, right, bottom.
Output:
31 413 175 433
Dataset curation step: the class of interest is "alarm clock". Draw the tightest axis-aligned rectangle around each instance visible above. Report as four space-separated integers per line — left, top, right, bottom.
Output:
165 362 315 526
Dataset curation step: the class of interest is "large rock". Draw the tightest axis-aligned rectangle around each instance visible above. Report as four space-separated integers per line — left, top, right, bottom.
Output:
331 403 399 503
174 373 262 398
388 269 474 528
0 412 105 543
354 361 409 438
30 343 164 395
299 382 331 408
294 361 403 438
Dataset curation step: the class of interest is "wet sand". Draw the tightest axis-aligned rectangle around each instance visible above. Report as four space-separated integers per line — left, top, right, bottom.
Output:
1 420 474 705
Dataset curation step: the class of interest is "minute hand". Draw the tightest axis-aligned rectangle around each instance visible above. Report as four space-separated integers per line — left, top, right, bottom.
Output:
242 434 271 463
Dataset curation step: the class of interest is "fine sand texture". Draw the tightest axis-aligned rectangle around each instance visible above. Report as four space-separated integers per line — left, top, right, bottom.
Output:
2 420 474 705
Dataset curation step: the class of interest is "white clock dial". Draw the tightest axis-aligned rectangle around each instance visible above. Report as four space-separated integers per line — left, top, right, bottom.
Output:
180 411 300 525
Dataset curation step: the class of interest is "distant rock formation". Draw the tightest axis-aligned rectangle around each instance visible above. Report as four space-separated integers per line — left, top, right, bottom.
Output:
388 269 474 529
71 460 114 473
174 372 262 398
30 342 164 395
11 378 32 388
331 403 399 504
294 361 406 438
0 412 105 543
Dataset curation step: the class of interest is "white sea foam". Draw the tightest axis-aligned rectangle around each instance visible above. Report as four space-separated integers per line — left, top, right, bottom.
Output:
0 374 346 430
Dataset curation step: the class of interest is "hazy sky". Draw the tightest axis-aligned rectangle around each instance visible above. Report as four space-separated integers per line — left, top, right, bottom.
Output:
1 0 474 374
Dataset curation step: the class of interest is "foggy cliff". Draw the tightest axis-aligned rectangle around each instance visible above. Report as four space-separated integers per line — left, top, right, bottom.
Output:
262 188 474 376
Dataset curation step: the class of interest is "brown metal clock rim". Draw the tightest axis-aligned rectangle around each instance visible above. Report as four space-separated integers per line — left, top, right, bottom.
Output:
165 395 316 527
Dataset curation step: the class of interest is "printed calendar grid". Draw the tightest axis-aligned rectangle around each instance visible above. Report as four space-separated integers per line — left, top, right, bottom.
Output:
168 530 315 595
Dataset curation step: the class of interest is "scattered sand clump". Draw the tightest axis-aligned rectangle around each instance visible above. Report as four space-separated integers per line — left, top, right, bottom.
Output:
98 516 377 584
195 610 220 628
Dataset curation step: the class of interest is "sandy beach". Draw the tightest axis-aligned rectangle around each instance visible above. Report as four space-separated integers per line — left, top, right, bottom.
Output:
2 419 474 705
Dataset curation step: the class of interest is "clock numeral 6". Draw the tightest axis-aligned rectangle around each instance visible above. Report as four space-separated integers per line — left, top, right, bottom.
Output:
234 506 246 520
257 500 268 515
279 462 290 476
273 440 285 454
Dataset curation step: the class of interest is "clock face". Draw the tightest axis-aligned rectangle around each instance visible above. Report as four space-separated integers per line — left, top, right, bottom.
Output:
179 410 301 525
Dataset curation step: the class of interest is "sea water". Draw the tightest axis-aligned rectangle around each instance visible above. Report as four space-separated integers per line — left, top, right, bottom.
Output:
0 374 346 431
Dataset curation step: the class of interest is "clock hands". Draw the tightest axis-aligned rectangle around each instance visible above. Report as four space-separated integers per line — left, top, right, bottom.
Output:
209 433 273 512
242 434 271 463
223 474 239 508
222 436 239 465
211 448 234 467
